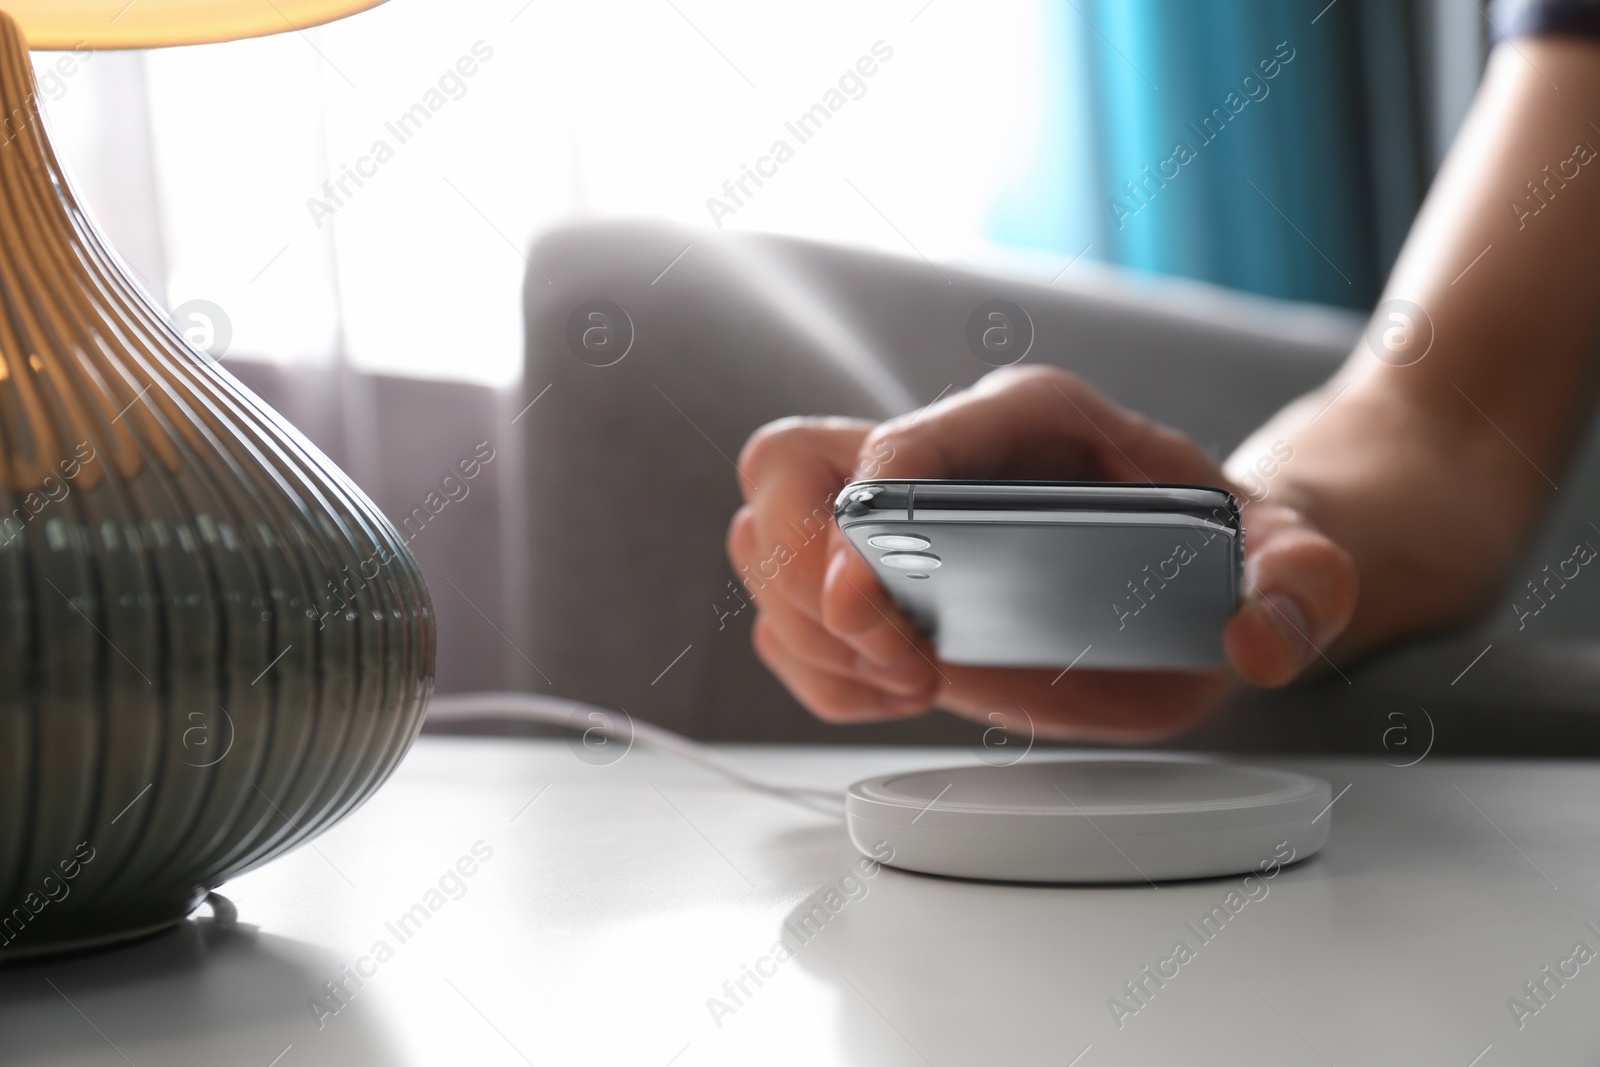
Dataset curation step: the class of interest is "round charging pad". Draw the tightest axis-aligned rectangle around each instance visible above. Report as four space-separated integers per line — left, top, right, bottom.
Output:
846 759 1331 883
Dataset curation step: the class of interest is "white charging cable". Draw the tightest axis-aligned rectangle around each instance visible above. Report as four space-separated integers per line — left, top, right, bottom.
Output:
425 691 844 817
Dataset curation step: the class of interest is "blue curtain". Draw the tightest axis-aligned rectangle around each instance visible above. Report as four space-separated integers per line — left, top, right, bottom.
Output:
990 0 1432 309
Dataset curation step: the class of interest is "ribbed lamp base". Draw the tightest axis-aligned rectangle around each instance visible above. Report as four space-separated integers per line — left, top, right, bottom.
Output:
0 12 435 963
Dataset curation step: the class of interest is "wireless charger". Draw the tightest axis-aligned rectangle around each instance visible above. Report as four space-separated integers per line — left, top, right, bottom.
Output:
846 759 1331 883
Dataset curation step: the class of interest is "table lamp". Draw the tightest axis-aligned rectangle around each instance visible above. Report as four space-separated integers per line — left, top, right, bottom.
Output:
0 0 434 961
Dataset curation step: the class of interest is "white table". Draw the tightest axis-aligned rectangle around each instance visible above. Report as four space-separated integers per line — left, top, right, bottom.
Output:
5 737 1600 1065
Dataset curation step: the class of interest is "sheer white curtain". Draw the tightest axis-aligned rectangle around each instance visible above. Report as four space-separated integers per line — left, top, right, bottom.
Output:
37 0 1053 388
30 1 1055 692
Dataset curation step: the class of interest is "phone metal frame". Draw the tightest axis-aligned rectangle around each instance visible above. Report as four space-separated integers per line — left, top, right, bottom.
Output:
835 480 1243 671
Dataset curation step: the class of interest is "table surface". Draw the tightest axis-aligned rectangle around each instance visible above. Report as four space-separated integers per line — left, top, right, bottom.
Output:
5 736 1600 1066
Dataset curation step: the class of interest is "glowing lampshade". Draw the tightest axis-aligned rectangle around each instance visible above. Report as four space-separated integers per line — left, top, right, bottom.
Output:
0 0 386 48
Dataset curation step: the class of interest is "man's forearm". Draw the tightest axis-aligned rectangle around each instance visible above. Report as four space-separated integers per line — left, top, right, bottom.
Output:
1228 36 1600 659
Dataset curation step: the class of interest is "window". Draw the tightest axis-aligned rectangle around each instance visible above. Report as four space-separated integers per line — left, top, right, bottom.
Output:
40 0 1055 387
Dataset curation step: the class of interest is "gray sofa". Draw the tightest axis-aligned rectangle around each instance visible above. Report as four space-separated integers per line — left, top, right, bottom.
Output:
505 220 1600 754
233 220 1600 755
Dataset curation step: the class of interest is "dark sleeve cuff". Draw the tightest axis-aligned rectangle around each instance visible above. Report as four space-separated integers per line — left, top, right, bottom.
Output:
1491 0 1600 42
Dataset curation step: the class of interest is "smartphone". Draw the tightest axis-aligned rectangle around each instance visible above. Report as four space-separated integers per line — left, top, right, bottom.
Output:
835 480 1242 670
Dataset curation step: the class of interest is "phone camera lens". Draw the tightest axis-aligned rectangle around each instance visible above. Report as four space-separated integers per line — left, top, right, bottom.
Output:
868 534 930 551
880 552 941 570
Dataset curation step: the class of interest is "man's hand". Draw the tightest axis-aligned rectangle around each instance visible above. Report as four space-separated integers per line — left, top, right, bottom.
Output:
726 367 1358 741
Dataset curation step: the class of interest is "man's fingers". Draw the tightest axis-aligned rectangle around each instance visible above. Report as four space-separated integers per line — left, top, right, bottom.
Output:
757 600 935 698
751 616 932 723
725 506 772 607
819 541 941 671
735 418 873 623
727 504 756 567
854 366 1223 485
1225 505 1359 686
732 415 942 724
736 417 872 504
862 367 1103 480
